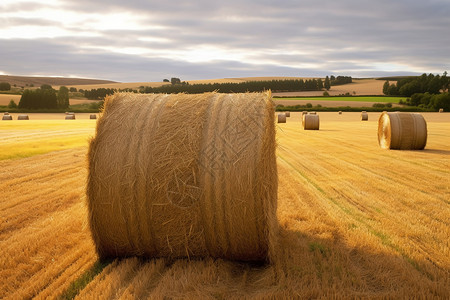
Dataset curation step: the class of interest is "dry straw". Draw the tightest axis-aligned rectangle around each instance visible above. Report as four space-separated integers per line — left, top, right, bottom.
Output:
18 114 29 120
90 114 97 119
65 115 75 120
303 114 319 130
2 115 12 120
285 111 290 117
87 92 278 263
378 112 427 150
361 111 368 121
278 113 286 123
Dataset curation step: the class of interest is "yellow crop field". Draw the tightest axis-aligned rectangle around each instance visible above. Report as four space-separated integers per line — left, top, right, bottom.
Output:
0 112 449 298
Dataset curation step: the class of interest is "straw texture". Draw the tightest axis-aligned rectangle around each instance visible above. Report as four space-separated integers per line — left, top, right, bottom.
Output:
2 115 12 120
378 112 427 150
17 115 29 120
87 92 278 262
278 113 286 123
303 114 319 130
361 112 368 121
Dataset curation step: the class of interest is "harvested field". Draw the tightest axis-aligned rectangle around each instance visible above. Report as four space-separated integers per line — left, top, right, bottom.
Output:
0 112 449 298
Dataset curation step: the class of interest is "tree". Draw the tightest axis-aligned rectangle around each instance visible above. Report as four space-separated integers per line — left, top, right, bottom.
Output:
317 78 323 90
8 99 17 108
69 87 77 92
0 82 11 91
383 81 390 95
40 84 53 90
171 77 181 85
163 79 170 82
18 88 57 109
57 86 70 109
324 76 330 90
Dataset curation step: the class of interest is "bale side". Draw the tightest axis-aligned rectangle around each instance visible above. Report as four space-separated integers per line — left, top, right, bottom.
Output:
2 115 12 120
303 114 319 130
285 111 290 117
378 112 427 150
90 114 97 119
65 115 75 120
278 113 286 123
18 115 29 120
87 92 278 262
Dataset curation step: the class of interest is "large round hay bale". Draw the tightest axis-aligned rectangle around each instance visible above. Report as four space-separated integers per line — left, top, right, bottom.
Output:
90 114 97 119
439 108 444 113
18 114 29 120
378 112 427 150
278 113 286 123
2 115 12 120
87 92 278 262
361 111 368 121
285 111 290 117
303 114 319 130
65 114 75 120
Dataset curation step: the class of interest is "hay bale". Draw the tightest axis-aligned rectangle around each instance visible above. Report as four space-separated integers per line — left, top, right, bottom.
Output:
378 112 427 150
2 115 12 120
278 113 286 123
361 111 368 121
439 108 444 113
302 111 307 115
17 114 29 120
4 112 9 115
90 114 97 119
303 114 319 130
66 112 75 115
87 92 278 262
338 111 342 114
285 111 290 117
309 111 317 115
65 114 76 120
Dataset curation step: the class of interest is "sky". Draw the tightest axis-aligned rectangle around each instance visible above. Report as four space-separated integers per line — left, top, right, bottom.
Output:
1 0 449 82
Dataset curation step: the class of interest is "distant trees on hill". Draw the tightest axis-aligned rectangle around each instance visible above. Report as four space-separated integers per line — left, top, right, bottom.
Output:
0 82 11 91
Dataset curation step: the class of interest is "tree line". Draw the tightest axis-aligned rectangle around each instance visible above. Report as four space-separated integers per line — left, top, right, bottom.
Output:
18 85 69 109
383 72 449 111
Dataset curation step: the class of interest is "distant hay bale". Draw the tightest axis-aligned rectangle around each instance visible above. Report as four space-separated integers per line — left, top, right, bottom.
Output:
378 112 427 150
66 112 75 115
338 111 342 114
87 92 278 262
2 115 12 120
65 114 76 120
302 111 307 115
361 111 368 121
439 108 444 113
285 111 290 117
17 114 29 120
309 111 317 115
303 114 319 130
278 113 286 123
4 112 9 115
90 114 97 119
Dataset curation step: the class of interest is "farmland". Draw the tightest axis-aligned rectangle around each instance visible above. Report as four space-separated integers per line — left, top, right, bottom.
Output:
1 112 449 298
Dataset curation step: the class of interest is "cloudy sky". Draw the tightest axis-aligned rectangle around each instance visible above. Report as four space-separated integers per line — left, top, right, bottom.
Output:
1 0 449 82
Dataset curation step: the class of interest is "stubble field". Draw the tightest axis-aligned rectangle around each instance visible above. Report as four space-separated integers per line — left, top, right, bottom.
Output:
0 112 449 298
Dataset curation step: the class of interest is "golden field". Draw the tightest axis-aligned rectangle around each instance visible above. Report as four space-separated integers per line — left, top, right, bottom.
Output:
0 112 449 298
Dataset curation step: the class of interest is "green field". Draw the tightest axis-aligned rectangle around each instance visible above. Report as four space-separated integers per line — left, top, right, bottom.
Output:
275 96 406 103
